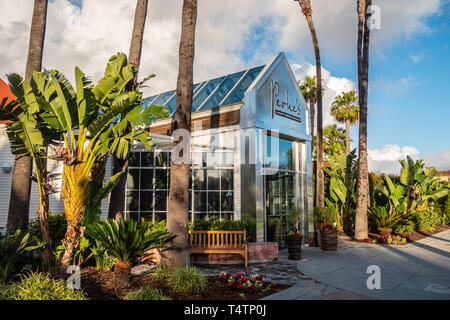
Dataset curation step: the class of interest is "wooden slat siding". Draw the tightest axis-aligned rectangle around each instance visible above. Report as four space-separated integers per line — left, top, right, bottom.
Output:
147 109 240 136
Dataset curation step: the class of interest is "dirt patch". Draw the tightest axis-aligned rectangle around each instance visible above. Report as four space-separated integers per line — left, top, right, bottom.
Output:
56 267 290 300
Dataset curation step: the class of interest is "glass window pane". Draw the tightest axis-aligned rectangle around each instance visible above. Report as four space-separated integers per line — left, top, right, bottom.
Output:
221 191 233 212
207 191 220 212
151 90 175 106
126 191 139 211
200 71 246 110
128 152 140 167
140 169 153 189
127 169 140 190
140 191 153 211
130 212 140 221
222 152 234 167
194 191 206 212
220 169 233 190
195 211 207 221
207 170 220 190
221 212 233 220
208 212 220 221
193 169 206 190
222 66 264 106
141 152 154 167
140 212 152 222
155 212 166 222
155 169 168 189
206 152 221 166
155 152 169 167
192 76 226 111
155 191 167 211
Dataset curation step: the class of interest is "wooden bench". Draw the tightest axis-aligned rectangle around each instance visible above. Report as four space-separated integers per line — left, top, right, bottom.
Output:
188 230 248 267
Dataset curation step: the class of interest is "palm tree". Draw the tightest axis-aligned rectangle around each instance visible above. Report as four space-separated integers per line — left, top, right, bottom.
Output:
355 0 372 240
331 90 359 155
108 0 149 220
7 0 48 235
296 0 325 207
313 124 346 160
299 75 316 155
163 0 197 267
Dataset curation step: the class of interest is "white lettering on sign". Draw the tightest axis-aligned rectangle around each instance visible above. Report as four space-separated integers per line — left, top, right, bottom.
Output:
270 80 301 123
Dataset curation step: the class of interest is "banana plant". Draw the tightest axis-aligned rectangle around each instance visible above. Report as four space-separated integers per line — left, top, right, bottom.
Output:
376 175 408 214
323 149 358 233
6 53 169 268
0 76 61 262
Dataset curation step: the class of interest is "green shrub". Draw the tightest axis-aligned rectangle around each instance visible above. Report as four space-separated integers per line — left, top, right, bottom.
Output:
368 206 402 231
189 219 211 231
148 264 172 282
85 218 171 265
0 283 16 300
313 207 337 226
168 266 207 294
0 229 33 283
28 212 67 247
123 287 170 300
394 216 416 233
14 271 87 300
144 220 167 234
210 220 248 231
90 240 116 271
413 209 441 231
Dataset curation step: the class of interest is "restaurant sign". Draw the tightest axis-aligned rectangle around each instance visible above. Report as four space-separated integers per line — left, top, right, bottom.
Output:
270 80 302 123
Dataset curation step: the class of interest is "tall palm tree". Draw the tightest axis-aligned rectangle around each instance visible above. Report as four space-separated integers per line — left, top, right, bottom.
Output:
299 75 316 155
163 0 197 267
331 90 359 155
296 0 325 207
355 0 372 240
108 0 149 220
7 0 48 235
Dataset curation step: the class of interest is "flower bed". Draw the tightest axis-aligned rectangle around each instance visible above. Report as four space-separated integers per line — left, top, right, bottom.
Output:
54 267 289 300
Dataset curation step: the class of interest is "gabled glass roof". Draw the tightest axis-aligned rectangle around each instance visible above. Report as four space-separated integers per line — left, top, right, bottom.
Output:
143 65 265 120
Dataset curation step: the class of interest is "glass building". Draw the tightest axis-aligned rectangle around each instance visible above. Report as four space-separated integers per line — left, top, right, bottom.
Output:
125 52 313 247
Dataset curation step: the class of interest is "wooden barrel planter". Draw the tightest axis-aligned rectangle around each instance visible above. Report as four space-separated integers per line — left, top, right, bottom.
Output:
320 229 338 251
287 235 302 260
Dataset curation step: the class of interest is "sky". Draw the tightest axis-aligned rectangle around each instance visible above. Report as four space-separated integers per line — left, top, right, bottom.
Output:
0 0 449 174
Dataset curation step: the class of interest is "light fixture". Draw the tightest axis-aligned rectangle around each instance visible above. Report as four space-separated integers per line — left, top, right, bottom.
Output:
1 161 12 174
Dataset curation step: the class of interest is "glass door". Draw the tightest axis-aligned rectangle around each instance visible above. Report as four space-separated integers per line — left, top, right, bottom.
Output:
265 171 295 248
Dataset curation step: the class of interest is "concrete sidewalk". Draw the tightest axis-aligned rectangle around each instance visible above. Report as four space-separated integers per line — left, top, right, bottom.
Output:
295 229 450 300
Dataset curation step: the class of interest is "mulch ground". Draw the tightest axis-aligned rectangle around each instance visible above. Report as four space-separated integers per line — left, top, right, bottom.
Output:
56 267 290 300
397 224 450 242
344 224 450 245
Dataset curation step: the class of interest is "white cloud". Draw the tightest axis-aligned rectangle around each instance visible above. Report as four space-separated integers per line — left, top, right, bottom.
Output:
368 145 450 174
292 63 356 129
0 0 442 97
371 75 421 95
423 150 450 171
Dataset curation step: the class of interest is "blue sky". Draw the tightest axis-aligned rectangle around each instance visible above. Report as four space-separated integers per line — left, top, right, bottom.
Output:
1 0 449 173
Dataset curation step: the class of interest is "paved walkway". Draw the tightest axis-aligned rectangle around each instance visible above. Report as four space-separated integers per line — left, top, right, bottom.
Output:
297 229 450 300
131 229 450 300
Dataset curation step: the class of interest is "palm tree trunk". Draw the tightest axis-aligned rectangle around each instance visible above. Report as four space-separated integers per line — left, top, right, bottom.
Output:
108 0 149 220
355 0 372 240
309 99 315 156
300 2 324 207
345 118 350 155
162 0 197 267
7 0 48 235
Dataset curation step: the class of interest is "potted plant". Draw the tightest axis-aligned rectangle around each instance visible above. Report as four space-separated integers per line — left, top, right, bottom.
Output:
287 207 302 260
314 207 338 251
